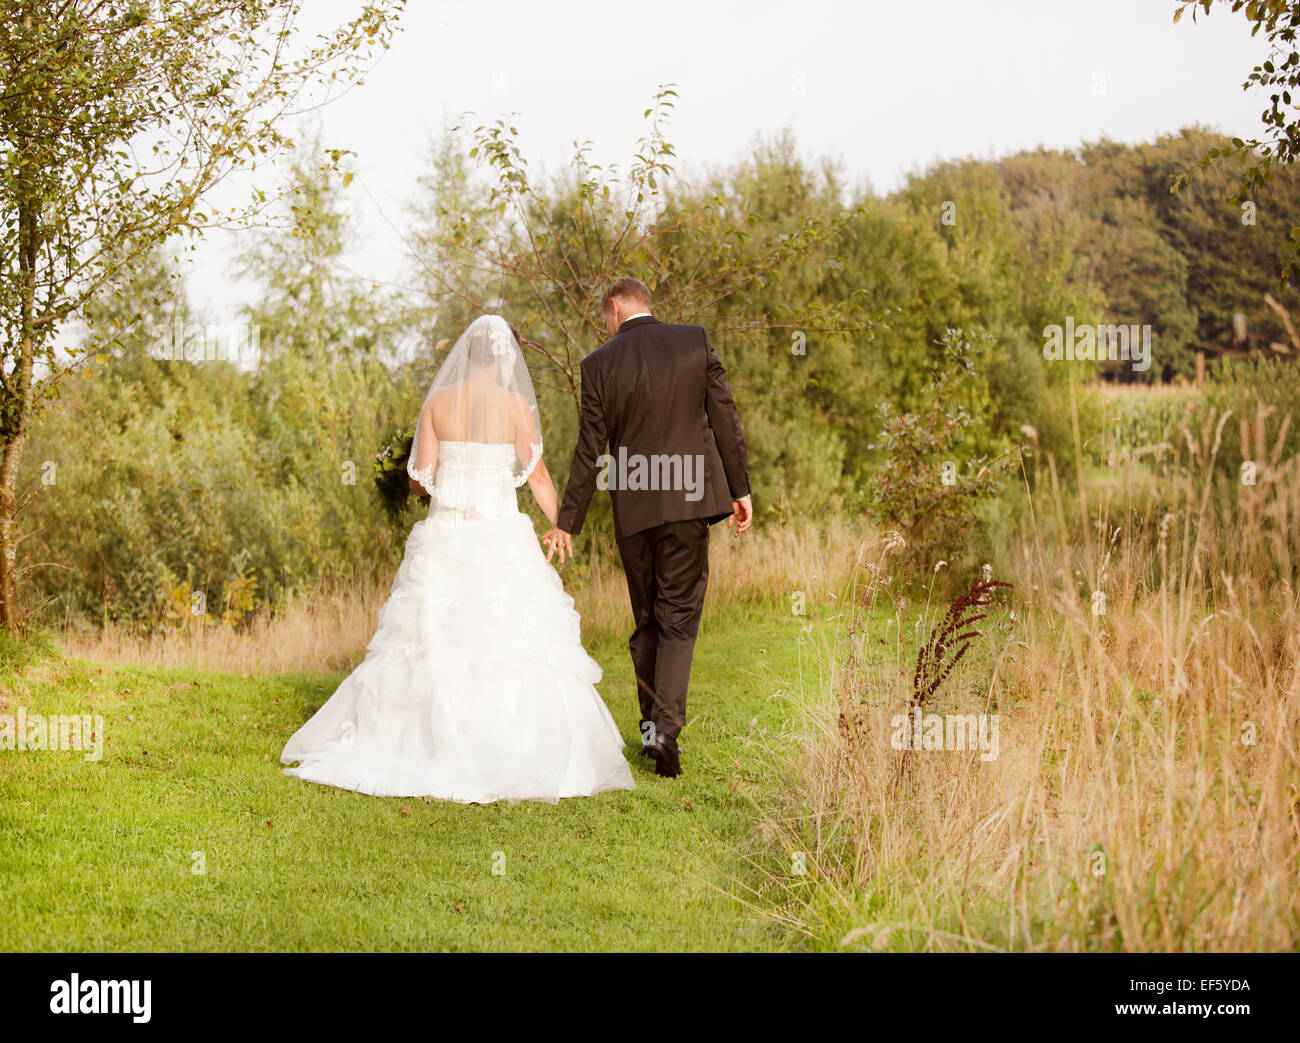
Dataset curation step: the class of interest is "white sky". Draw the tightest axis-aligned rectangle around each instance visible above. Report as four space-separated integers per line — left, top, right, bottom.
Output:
182 0 1276 327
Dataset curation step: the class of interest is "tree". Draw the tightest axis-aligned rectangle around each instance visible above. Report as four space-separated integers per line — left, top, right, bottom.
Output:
0 0 404 632
26 156 417 634
234 132 406 367
406 87 868 424
1173 0 1300 287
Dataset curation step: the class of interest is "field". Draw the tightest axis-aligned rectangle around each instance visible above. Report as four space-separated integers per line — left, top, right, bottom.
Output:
0 525 851 951
4 391 1298 952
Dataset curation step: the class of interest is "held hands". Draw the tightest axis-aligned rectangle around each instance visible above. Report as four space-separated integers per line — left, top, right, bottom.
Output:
545 499 749 559
543 527 574 564
727 495 753 537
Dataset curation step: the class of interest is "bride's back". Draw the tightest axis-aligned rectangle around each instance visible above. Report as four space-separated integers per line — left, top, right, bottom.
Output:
406 315 544 498
428 375 514 444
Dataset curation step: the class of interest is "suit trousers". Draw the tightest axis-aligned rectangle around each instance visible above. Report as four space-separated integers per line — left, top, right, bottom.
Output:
616 517 710 746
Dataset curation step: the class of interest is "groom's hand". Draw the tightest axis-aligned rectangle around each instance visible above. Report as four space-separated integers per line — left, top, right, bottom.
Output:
727 495 753 537
543 527 574 564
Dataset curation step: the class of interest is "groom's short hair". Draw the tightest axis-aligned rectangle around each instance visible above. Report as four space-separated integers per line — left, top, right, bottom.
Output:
601 277 652 314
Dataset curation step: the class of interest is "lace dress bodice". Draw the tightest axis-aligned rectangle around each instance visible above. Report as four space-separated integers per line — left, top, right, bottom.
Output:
411 440 540 524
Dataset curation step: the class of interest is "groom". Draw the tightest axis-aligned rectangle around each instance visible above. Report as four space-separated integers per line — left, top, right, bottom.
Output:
545 277 752 778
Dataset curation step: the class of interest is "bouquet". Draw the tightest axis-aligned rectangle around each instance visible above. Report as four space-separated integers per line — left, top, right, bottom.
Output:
374 427 430 521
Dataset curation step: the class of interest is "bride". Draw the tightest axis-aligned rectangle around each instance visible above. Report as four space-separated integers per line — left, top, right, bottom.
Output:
279 315 636 803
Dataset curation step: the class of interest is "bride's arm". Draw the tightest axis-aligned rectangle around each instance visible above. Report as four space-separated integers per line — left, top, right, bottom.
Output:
408 404 438 496
527 456 559 527
510 393 556 526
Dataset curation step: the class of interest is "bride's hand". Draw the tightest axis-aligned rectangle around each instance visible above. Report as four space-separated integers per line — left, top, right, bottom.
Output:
542 527 573 564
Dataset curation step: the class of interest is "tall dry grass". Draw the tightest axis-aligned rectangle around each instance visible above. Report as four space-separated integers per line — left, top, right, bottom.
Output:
60 512 867 675
61 577 396 676
745 407 1300 951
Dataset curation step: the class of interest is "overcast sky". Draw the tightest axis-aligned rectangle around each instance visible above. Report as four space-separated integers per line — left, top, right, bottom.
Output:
182 0 1275 328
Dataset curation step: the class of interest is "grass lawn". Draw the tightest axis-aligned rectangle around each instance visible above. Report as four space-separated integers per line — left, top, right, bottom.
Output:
0 601 813 952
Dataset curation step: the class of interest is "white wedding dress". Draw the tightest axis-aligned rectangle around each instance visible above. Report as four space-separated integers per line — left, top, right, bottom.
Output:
280 440 636 804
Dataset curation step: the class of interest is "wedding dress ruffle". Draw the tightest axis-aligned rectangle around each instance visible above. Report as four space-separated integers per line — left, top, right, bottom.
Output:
280 441 635 803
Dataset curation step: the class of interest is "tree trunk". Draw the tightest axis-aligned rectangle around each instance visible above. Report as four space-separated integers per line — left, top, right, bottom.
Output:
2 95 38 635
0 430 26 634
0 269 34 634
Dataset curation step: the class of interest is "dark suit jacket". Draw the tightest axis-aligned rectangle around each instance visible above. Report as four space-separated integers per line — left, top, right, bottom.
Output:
557 315 750 542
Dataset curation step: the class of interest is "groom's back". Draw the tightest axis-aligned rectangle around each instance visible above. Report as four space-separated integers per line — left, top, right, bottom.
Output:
588 319 710 452
574 315 745 540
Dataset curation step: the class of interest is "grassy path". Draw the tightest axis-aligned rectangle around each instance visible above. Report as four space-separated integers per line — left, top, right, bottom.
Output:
0 603 809 951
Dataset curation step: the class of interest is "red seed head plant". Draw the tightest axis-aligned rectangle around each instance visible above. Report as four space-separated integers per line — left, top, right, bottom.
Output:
894 575 1012 791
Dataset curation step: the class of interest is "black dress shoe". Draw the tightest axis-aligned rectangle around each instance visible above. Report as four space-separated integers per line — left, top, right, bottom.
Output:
648 735 681 778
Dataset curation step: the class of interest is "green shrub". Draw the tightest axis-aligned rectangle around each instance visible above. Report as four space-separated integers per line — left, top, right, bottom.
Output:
864 330 1014 572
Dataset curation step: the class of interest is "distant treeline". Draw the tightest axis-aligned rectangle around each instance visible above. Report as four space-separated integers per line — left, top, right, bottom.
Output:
23 126 1299 632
